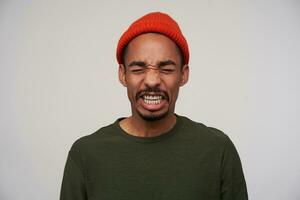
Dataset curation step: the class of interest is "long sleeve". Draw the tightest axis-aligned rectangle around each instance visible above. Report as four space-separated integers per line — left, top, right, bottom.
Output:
220 136 248 200
60 152 87 200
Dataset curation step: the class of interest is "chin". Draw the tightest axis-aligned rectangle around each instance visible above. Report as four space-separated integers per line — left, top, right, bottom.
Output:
138 110 169 121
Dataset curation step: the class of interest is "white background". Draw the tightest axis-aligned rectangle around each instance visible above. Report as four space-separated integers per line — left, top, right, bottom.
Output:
1 0 300 199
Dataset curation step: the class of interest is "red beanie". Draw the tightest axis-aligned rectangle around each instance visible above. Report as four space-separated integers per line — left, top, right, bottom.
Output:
116 12 189 65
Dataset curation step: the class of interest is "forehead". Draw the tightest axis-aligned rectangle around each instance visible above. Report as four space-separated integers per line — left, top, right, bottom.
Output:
124 33 181 63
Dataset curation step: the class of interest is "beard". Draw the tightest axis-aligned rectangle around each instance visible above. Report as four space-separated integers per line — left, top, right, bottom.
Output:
135 87 170 121
137 110 168 121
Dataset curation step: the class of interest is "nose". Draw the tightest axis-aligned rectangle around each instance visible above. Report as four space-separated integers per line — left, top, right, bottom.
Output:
143 66 161 88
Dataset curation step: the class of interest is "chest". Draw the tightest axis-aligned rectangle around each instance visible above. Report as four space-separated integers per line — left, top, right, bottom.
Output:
84 141 222 200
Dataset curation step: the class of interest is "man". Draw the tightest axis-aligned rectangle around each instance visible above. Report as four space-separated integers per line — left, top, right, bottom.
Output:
60 12 248 200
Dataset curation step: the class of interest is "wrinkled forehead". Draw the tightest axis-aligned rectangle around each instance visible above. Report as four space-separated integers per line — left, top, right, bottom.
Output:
123 33 183 65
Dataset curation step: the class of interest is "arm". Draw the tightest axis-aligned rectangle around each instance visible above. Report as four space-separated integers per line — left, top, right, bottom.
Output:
220 136 248 200
60 152 87 200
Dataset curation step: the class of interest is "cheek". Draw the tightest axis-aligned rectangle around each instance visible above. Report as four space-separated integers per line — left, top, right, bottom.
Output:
164 77 181 91
126 77 142 99
166 85 181 102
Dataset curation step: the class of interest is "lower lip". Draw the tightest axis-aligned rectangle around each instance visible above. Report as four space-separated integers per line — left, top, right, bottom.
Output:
138 98 167 111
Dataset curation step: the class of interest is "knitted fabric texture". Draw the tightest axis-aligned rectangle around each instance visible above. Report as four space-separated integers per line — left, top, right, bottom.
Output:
116 12 189 65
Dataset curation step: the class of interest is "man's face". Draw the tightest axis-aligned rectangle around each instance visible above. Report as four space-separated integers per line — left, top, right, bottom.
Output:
119 33 189 121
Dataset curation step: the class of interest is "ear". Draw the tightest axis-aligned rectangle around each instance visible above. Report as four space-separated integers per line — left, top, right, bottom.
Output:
118 64 127 87
179 64 189 86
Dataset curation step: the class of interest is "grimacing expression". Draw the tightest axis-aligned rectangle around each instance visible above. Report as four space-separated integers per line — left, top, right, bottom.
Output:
118 33 189 121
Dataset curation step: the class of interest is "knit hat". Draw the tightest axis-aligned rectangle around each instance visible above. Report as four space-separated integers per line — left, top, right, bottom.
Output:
116 12 189 65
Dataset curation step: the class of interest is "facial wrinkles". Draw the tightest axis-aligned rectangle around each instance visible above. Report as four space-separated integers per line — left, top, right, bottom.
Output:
123 33 183 116
122 43 183 67
127 59 178 75
131 61 172 105
136 87 169 102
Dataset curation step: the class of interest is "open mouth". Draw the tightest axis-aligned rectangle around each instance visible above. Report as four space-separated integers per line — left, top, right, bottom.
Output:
137 91 168 111
143 95 163 105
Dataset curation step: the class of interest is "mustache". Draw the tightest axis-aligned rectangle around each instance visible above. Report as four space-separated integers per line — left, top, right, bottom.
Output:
136 88 169 101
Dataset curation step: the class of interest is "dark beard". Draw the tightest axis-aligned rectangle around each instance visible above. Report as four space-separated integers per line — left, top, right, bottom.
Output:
136 88 169 102
138 111 168 121
135 87 169 121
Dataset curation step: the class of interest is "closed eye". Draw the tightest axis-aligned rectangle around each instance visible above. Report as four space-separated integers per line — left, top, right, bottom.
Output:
161 68 175 74
160 64 176 74
128 61 147 74
158 60 177 74
129 66 146 74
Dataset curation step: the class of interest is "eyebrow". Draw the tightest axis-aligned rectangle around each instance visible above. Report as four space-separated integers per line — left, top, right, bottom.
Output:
127 60 176 67
158 60 176 67
128 61 147 67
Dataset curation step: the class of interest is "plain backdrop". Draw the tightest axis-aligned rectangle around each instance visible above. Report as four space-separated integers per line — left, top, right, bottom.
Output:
1 0 300 199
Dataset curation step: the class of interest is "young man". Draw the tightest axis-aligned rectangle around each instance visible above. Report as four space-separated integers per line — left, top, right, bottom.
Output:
60 12 248 200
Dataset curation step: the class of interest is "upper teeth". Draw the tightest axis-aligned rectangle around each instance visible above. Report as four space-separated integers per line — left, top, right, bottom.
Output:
143 95 162 100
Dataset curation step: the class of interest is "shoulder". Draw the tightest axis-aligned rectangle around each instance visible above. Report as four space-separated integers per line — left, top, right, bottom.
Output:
69 121 118 155
178 115 231 146
177 115 240 162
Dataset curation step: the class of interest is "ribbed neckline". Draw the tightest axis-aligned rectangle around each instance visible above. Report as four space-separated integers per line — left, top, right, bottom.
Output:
113 114 182 143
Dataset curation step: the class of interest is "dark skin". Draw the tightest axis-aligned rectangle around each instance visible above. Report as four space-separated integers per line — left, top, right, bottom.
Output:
118 33 189 137
122 42 185 69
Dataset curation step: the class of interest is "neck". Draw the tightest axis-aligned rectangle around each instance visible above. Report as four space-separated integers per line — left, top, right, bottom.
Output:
119 113 177 137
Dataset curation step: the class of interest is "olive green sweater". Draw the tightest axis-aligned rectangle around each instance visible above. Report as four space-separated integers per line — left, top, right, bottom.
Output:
60 115 248 200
